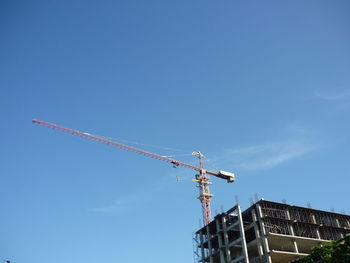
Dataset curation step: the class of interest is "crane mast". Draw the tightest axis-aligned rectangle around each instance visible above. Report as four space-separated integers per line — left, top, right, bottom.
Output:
32 119 235 225
193 151 213 226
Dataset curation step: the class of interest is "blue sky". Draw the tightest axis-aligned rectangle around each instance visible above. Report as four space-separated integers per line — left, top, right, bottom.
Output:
1 0 350 262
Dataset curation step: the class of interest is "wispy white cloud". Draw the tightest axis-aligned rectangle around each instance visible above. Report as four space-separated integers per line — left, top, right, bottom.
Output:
89 172 182 213
335 102 350 112
90 194 145 213
315 88 350 101
223 140 311 170
313 88 350 113
215 126 315 171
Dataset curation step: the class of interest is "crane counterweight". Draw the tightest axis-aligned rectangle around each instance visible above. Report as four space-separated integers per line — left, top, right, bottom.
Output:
218 170 235 183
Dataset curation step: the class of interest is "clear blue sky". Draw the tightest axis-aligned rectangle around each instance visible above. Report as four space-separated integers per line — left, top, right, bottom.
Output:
1 0 350 262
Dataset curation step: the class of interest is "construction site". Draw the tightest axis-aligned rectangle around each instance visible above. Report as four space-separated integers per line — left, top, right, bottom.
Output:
32 119 350 263
193 200 350 263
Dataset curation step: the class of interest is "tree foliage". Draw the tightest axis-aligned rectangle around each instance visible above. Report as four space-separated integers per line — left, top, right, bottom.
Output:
296 235 350 263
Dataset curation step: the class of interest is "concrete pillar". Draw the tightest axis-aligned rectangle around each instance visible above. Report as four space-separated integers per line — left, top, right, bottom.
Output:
206 225 214 263
237 205 249 263
334 218 344 239
291 239 299 254
286 209 299 253
221 216 232 262
256 204 272 263
199 231 205 261
251 210 264 258
215 217 225 263
311 214 321 239
335 218 341 228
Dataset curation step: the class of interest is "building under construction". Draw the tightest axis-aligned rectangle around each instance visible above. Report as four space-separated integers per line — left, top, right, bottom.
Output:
31 120 350 263
193 200 350 263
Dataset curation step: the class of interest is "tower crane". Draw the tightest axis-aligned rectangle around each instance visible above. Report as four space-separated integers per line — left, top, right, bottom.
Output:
32 119 235 225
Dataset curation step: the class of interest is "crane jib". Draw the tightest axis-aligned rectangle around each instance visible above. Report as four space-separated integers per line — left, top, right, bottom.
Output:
33 118 235 183
32 118 236 225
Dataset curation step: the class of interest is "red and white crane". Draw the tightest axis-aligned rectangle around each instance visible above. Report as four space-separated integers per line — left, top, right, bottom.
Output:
32 119 235 225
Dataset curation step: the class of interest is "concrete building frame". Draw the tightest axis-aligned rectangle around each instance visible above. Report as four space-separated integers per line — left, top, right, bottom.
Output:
193 200 350 263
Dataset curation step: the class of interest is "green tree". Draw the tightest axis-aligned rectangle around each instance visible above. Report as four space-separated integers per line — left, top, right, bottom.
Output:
297 235 350 263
